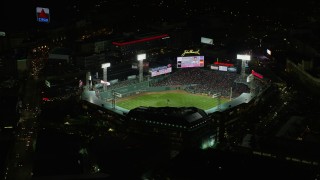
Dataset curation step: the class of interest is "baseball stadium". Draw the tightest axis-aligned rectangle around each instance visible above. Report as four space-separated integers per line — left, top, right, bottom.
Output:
80 53 269 149
83 65 265 113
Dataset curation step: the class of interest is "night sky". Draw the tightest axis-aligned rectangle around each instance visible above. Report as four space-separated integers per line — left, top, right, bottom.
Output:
1 0 319 32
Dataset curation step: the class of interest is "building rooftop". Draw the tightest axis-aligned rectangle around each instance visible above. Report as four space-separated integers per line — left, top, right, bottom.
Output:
127 106 208 127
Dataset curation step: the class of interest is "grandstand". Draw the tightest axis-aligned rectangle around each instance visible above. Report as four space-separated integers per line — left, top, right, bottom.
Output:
83 67 264 114
151 68 250 97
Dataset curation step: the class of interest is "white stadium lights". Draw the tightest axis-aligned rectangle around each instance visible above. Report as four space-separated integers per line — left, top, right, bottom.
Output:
247 74 254 83
101 63 111 68
267 49 271 55
101 62 111 91
137 53 146 61
237 54 251 61
100 80 110 85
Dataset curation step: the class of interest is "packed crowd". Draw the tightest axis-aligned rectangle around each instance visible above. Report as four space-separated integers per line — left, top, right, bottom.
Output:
107 79 140 90
151 68 251 97
94 79 139 91
94 68 268 98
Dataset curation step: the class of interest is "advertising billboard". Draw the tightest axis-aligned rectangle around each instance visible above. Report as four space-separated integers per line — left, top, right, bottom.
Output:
177 56 204 68
210 65 219 70
150 66 172 77
201 37 213 45
227 67 237 72
251 70 263 79
36 7 50 23
218 66 228 71
214 62 234 67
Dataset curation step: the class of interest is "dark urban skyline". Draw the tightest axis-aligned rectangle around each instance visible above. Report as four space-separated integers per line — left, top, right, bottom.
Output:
1 0 319 32
1 0 320 179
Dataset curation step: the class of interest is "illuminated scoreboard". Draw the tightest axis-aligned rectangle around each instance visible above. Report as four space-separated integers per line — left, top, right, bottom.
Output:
177 56 204 68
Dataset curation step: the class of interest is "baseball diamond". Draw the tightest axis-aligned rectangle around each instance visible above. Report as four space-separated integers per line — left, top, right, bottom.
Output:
115 90 229 110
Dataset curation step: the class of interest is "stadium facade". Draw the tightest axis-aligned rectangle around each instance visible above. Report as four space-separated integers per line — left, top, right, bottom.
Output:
126 106 214 149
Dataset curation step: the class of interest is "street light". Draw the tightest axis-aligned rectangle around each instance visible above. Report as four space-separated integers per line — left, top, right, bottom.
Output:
137 53 146 82
101 62 110 91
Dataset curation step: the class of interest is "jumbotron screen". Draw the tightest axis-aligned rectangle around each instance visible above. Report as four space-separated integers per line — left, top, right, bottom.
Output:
177 56 204 68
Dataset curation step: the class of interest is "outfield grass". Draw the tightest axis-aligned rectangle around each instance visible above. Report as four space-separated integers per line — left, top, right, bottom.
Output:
116 92 229 110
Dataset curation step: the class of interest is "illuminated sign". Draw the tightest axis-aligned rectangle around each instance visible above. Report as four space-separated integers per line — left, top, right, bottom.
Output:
181 49 200 57
177 56 204 68
251 70 263 79
214 62 234 67
36 7 50 23
201 37 213 45
227 67 237 72
211 65 219 70
150 66 172 77
218 66 228 71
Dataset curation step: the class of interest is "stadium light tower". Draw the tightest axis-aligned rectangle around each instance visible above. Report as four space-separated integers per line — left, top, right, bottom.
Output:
86 71 91 90
137 53 146 82
101 62 110 91
236 54 251 83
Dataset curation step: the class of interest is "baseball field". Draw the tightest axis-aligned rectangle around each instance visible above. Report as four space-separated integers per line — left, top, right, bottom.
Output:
115 90 229 110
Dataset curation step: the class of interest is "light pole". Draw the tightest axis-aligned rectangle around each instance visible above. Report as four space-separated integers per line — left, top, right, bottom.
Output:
101 62 110 91
137 53 146 83
247 73 255 95
86 71 92 90
236 54 251 83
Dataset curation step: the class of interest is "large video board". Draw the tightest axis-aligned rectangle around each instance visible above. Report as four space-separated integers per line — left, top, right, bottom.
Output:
177 56 204 68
